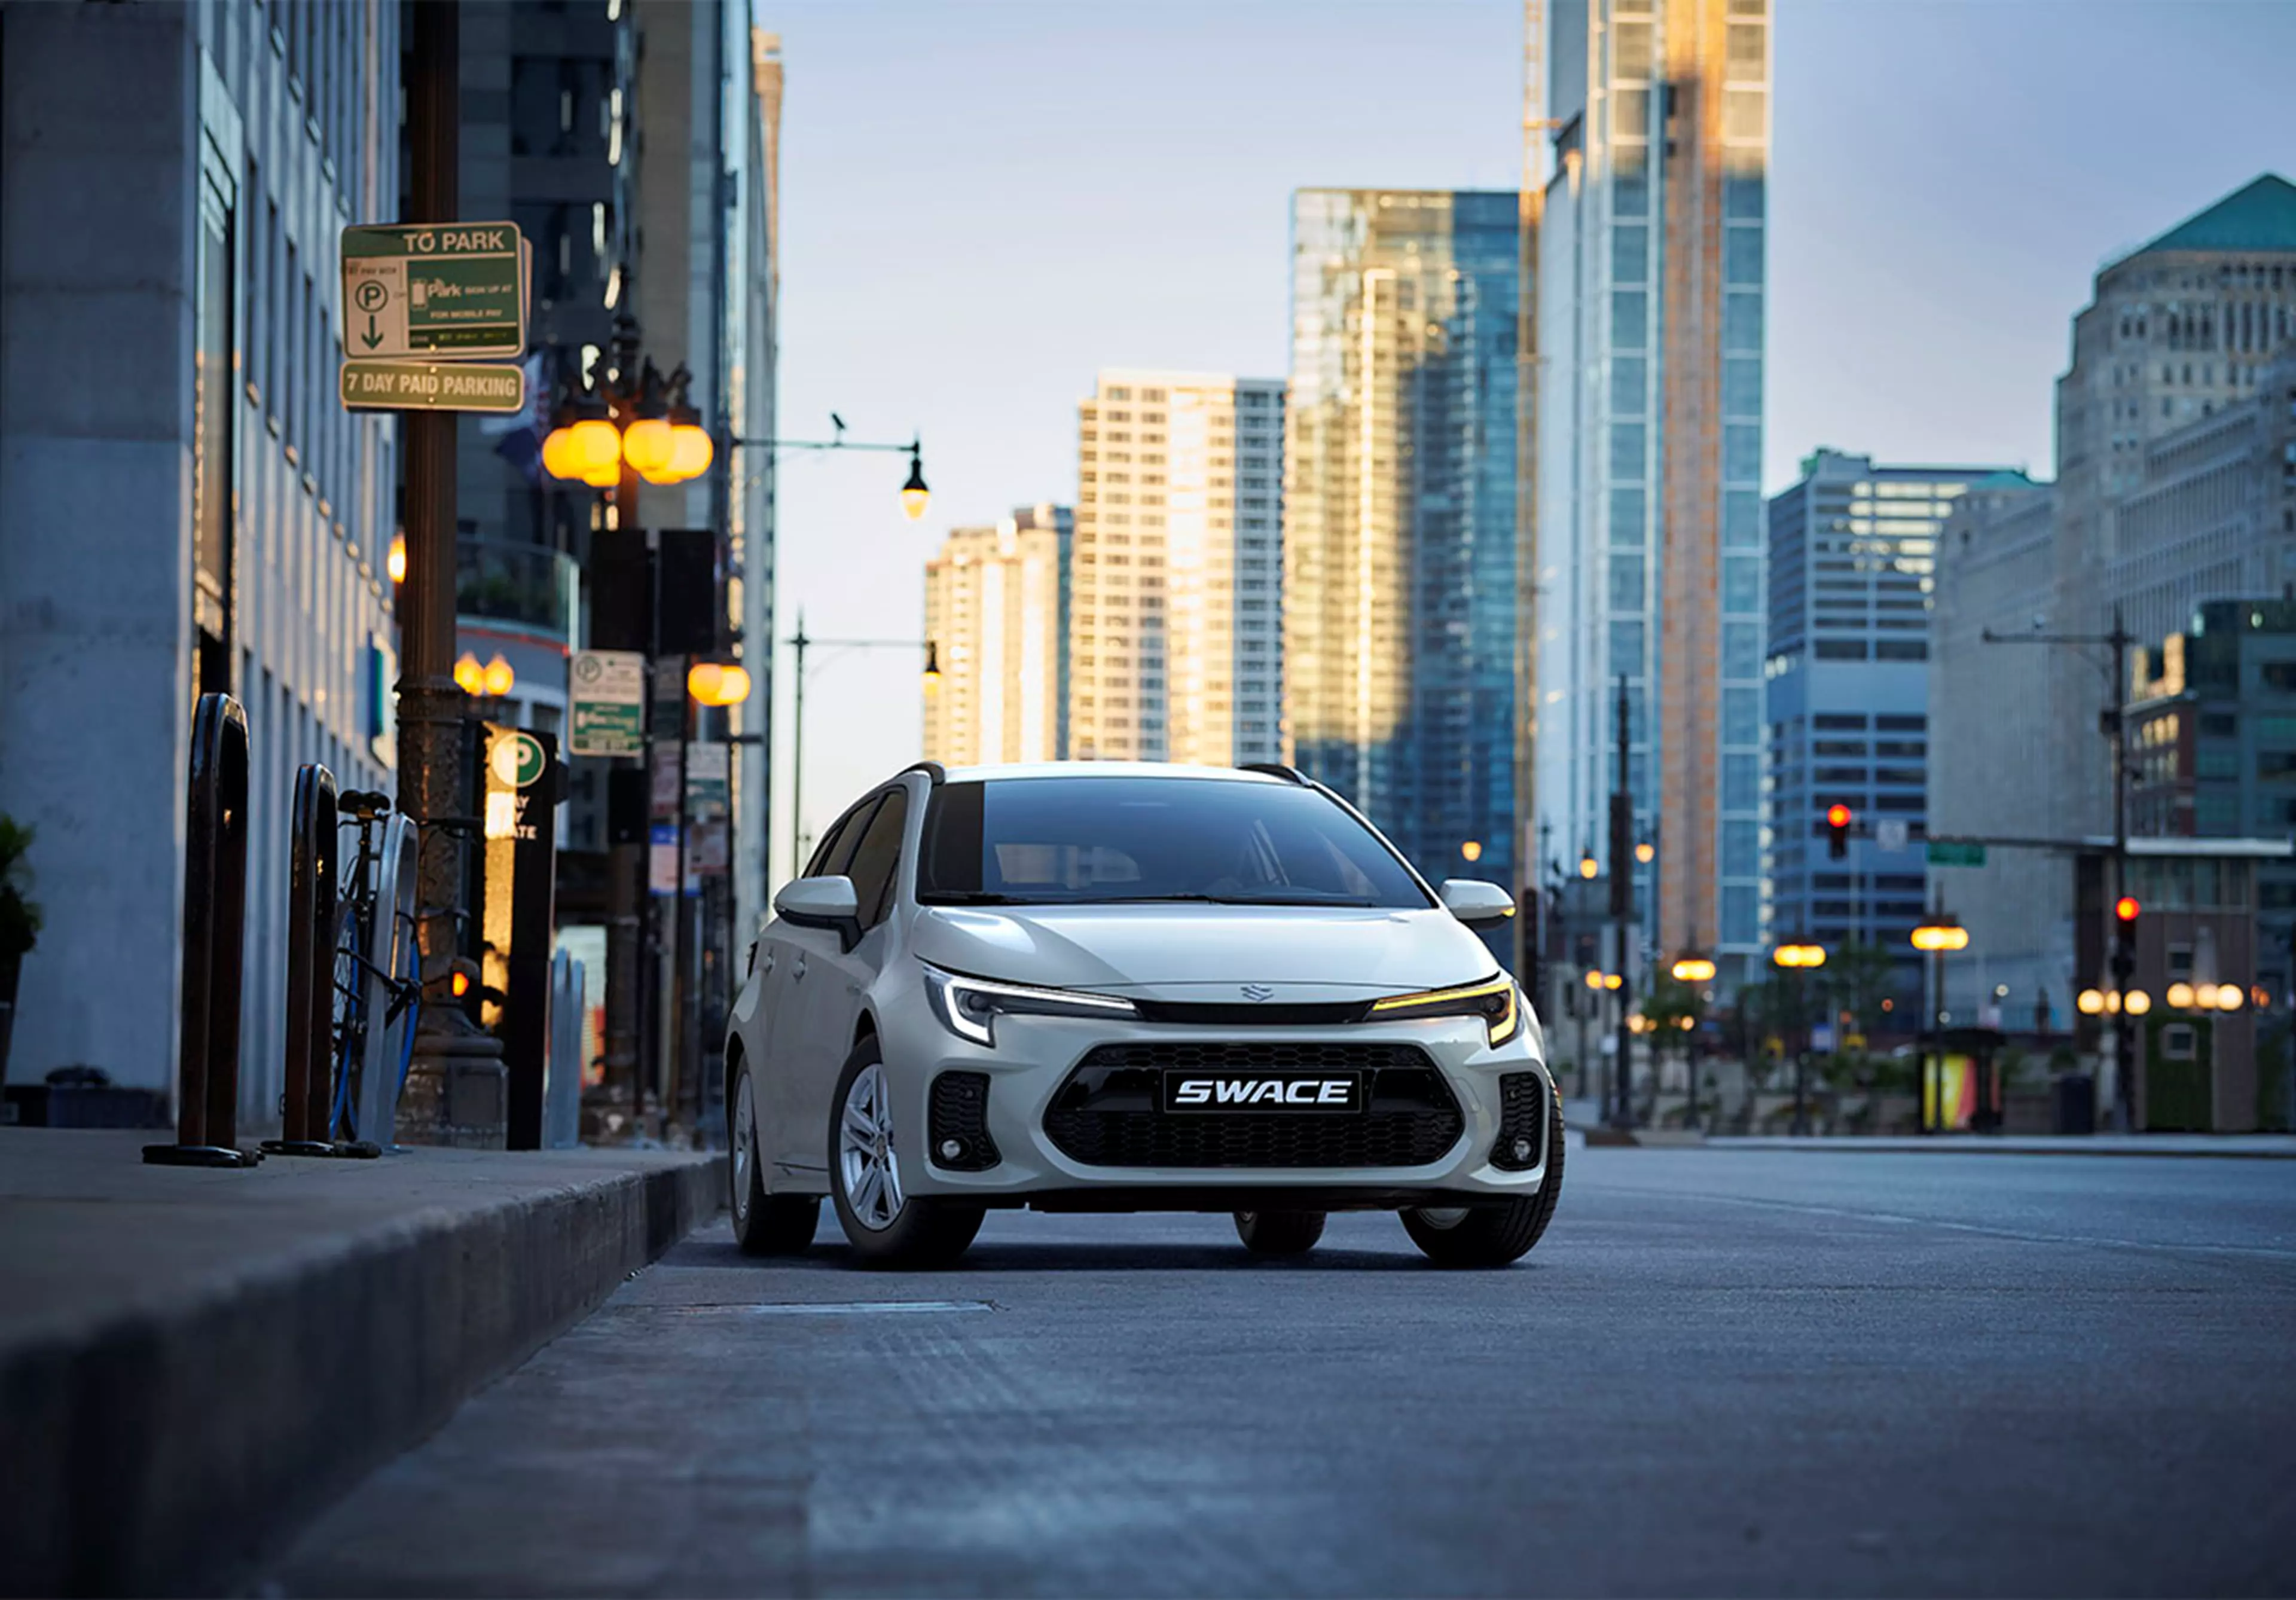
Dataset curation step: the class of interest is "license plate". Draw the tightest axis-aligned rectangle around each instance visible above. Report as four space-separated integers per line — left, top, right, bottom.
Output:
1162 1070 1362 1113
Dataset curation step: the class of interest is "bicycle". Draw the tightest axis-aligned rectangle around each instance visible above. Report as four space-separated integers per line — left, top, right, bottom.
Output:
330 789 423 1149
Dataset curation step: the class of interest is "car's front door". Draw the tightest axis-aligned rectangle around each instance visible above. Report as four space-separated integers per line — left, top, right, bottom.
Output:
758 798 869 1184
779 782 911 1169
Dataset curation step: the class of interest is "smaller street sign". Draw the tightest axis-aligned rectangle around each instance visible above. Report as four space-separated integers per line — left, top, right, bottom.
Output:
1811 1024 1837 1052
569 650 646 758
1927 840 1988 868
648 824 680 896
686 741 730 822
1875 819 1910 853
341 359 525 414
341 221 527 358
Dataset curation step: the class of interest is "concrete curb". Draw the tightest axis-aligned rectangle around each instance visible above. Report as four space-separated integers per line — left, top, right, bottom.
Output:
1705 1134 2296 1159
0 1148 722 1596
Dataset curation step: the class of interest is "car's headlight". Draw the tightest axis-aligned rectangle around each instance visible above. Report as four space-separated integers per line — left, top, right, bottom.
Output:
921 964 1137 1048
1368 975 1521 1048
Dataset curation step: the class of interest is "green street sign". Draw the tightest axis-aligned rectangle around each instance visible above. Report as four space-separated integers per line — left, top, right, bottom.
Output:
490 730 548 790
1928 840 1987 868
341 221 528 358
569 650 647 759
340 360 526 414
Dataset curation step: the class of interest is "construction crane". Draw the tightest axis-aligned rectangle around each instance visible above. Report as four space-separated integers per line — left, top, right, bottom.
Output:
1513 0 1559 991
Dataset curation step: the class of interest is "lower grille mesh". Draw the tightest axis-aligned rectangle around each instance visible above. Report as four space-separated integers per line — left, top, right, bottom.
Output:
1490 1072 1549 1170
1042 1042 1464 1170
929 1071 1000 1171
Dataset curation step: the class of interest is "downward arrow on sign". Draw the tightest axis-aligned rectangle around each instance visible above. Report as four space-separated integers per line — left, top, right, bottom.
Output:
362 314 381 351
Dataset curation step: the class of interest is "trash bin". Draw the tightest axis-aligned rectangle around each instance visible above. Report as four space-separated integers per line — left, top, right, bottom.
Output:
2052 1071 2096 1135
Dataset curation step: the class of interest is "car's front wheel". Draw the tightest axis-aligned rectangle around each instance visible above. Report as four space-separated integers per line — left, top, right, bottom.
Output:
1400 1082 1565 1268
828 1037 984 1269
729 1059 820 1256
1234 1209 1326 1256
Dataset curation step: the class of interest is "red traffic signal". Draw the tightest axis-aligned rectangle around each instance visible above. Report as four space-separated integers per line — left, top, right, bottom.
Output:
1825 803 1852 860
2115 895 2141 923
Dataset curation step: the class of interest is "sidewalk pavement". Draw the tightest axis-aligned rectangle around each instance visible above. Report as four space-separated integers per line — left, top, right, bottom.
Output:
0 1127 722 1596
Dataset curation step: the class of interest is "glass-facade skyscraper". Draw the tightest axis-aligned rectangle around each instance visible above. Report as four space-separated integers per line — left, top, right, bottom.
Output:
1766 452 2020 995
1284 188 1523 900
1534 0 1770 975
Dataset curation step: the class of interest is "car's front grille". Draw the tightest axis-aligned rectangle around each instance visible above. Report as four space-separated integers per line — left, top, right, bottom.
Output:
1042 1042 1464 1169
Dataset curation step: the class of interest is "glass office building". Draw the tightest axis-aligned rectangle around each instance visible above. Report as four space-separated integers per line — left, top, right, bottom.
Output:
1284 188 1522 897
1534 0 1770 974
1766 452 2017 990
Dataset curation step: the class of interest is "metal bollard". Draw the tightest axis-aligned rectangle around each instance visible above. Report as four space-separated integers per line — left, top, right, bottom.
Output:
545 950 584 1149
146 694 260 1167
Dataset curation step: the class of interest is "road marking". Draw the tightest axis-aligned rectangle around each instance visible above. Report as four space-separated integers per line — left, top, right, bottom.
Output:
632 1300 997 1317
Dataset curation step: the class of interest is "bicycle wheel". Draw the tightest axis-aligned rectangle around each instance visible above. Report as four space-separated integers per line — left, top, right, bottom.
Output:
330 900 367 1141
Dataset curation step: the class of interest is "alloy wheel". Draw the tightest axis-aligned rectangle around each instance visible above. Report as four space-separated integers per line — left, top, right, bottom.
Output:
838 1062 904 1230
732 1071 756 1220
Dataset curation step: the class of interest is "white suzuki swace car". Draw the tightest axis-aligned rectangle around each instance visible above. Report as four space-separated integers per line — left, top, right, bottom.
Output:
725 761 1564 1269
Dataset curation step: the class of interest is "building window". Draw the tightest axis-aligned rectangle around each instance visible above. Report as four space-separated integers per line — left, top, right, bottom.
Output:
1612 289 1648 350
1611 486 1646 547
1610 422 1647 478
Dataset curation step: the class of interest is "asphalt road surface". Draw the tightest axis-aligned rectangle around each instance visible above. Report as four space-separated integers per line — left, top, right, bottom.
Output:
268 1146 2296 1597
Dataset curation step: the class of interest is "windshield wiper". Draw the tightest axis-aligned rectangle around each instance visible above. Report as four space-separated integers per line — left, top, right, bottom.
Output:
917 891 1027 905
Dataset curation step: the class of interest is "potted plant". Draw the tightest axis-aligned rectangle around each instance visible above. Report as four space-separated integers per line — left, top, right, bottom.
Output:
0 816 39 1087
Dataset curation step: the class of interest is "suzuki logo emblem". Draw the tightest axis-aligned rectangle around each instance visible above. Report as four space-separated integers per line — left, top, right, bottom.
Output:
1240 984 1274 1002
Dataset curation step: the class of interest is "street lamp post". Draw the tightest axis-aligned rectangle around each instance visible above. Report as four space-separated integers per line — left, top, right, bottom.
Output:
1671 950 1716 1130
1912 898 1972 1133
785 615 941 879
1772 940 1827 1135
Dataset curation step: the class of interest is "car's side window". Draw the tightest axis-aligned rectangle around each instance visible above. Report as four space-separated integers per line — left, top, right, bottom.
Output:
843 787 909 931
806 798 875 881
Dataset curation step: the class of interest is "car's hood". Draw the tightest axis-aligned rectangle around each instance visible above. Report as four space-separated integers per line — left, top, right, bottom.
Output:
909 903 1500 999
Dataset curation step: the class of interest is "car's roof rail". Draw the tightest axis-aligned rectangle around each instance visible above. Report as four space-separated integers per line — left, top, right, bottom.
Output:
903 760 947 786
1238 762 1309 785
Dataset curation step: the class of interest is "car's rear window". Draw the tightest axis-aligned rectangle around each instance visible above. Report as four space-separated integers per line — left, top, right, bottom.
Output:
915 776 1431 909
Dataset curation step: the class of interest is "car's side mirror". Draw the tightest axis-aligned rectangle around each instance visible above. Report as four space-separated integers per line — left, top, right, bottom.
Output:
775 874 862 952
1437 878 1516 929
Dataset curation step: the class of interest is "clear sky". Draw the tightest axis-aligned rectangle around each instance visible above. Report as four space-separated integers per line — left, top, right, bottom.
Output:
759 0 2296 877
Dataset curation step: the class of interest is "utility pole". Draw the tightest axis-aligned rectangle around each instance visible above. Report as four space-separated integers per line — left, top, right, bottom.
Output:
394 0 508 1146
789 612 809 881
1610 674 1634 1128
1511 0 1557 996
1980 604 2138 1131
397 0 461 984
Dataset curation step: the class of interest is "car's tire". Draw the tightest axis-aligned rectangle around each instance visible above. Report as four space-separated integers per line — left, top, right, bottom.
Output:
1401 1080 1566 1268
828 1036 985 1269
729 1058 820 1257
1234 1208 1326 1256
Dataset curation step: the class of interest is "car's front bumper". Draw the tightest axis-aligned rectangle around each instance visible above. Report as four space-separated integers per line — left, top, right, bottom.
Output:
871 968 1558 1208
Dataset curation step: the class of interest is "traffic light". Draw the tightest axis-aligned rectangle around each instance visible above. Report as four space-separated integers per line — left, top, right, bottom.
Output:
2115 895 2141 924
1825 803 1852 860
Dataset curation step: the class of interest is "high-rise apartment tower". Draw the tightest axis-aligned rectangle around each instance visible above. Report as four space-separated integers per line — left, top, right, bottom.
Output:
1070 371 1285 767
923 506 1072 767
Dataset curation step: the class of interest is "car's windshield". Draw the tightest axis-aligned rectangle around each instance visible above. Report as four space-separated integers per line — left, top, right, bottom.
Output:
915 776 1432 909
